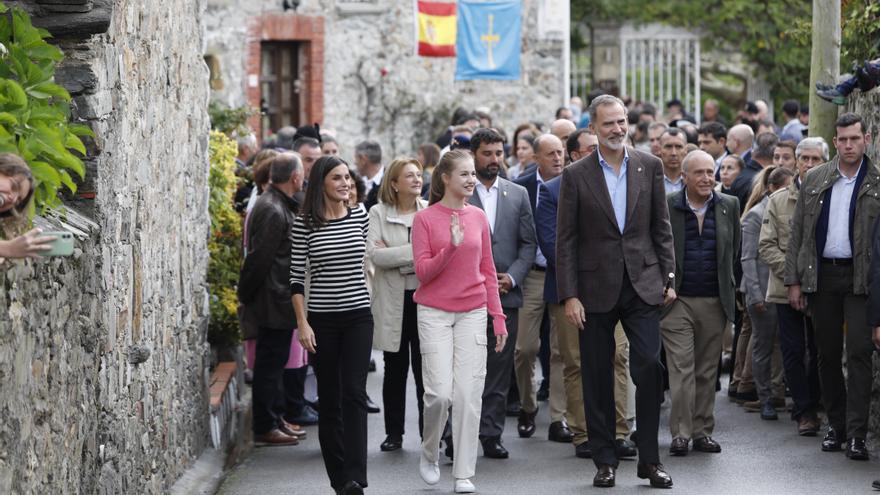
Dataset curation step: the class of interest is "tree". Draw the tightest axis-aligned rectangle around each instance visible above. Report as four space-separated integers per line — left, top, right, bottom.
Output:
808 0 840 148
571 0 813 103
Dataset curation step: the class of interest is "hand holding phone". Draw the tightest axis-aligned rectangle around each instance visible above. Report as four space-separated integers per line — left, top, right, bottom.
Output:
41 230 74 257
0 228 57 259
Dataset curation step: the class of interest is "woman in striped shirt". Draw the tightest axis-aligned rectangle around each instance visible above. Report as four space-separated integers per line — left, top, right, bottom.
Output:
291 156 372 495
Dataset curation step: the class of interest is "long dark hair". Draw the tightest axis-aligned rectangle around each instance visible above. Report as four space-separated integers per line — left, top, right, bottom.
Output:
429 150 472 205
0 153 35 217
300 155 350 230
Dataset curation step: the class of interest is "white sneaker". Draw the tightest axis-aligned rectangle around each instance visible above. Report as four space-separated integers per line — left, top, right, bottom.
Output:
419 453 440 485
454 478 476 493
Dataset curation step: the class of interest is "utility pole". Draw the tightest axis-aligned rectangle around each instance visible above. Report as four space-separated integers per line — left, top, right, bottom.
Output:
808 0 840 153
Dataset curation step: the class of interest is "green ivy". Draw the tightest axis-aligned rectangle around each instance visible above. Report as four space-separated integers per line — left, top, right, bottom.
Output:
0 2 93 213
207 130 243 350
208 100 255 138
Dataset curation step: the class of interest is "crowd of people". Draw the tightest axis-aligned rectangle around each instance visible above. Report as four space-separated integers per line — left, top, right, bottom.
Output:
232 89 880 494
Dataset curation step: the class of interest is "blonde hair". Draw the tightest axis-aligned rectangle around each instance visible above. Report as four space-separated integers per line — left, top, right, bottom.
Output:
742 166 777 218
429 150 473 205
378 157 423 207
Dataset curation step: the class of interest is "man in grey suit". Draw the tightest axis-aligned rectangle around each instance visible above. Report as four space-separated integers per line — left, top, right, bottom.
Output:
557 95 675 489
467 128 537 459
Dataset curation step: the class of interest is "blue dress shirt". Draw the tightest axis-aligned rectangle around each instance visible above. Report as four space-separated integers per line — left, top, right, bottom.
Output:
598 147 630 234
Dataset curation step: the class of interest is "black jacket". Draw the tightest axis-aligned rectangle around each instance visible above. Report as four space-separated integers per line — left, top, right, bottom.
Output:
237 186 300 330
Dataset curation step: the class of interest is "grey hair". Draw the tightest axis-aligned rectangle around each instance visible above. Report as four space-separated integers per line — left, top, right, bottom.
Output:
354 139 382 165
589 94 627 123
796 136 829 161
533 133 561 154
269 152 303 184
681 149 714 174
235 133 256 150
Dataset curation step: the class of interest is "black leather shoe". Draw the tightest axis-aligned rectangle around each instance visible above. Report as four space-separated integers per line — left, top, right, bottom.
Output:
537 381 550 401
380 434 402 452
506 400 522 417
593 464 616 488
548 421 574 443
517 408 537 438
615 438 637 458
669 437 688 456
365 395 380 414
443 435 454 460
481 436 509 459
575 442 592 458
341 480 364 495
637 463 673 488
821 428 843 452
872 478 880 490
693 436 722 453
846 438 869 460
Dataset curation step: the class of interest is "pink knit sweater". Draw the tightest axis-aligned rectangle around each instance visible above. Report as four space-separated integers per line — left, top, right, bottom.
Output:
412 202 507 336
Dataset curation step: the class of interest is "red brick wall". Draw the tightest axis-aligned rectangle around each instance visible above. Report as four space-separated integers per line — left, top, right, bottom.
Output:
246 13 324 141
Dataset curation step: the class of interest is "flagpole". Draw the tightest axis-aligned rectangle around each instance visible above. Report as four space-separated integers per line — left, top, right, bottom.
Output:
412 0 419 57
563 0 571 102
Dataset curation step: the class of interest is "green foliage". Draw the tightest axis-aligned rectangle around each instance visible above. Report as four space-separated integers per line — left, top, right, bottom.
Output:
840 0 880 70
207 130 243 350
208 100 255 137
572 0 813 102
0 2 93 212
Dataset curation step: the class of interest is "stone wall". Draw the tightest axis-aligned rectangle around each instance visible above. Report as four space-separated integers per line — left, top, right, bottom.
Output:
846 89 880 453
205 0 566 159
0 0 212 493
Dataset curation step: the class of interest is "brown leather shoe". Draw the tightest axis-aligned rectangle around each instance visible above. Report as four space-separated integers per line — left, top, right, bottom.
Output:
280 421 307 438
797 416 819 437
637 463 673 488
255 428 299 445
669 437 688 456
593 464 616 488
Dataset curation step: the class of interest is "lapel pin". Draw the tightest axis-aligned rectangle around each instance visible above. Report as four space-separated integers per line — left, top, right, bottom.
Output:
503 190 507 196
638 167 642 172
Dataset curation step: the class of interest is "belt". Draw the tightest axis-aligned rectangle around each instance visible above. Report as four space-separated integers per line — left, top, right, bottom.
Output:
532 264 547 272
820 257 853 266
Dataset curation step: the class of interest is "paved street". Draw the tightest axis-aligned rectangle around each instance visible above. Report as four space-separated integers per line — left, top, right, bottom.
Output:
218 352 879 495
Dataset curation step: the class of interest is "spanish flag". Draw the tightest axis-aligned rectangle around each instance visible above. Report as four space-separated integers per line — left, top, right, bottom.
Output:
416 1 456 57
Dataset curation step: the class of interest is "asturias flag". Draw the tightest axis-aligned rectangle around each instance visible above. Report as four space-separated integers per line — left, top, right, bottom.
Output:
416 1 457 57
455 0 521 80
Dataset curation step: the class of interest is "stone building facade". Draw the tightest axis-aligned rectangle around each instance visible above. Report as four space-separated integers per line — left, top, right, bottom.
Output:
1 0 212 493
204 0 567 159
847 90 880 454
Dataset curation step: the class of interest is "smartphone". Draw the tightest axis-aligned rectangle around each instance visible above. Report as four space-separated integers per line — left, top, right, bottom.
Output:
42 230 74 257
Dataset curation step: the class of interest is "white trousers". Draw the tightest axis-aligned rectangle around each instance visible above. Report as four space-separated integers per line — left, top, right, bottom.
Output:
418 305 487 480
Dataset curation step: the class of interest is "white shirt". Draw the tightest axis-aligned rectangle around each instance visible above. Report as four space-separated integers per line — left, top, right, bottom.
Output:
823 163 862 258
476 177 516 287
534 170 548 267
476 178 500 234
365 166 384 195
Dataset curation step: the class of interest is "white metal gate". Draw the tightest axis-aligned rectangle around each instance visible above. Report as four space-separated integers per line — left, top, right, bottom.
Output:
620 26 701 122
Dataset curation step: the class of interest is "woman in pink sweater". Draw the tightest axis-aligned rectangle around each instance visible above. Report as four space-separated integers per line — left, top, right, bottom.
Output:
411 149 507 494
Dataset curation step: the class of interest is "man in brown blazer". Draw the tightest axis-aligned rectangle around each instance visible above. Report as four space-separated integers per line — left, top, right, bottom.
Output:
557 95 675 489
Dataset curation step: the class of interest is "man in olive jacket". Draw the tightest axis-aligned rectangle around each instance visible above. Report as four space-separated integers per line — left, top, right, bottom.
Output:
661 151 739 457
784 113 878 460
238 153 305 445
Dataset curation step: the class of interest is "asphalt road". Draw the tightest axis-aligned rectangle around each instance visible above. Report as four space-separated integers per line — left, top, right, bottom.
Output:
217 352 879 495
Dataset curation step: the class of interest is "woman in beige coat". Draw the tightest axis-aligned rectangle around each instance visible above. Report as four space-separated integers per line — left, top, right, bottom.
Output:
367 157 428 452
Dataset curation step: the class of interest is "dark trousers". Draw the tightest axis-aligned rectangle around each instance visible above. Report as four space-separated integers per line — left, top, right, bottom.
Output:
808 263 875 439
283 366 308 420
580 274 663 468
252 326 294 435
383 291 425 437
539 309 551 391
479 306 519 438
310 309 374 489
775 303 820 421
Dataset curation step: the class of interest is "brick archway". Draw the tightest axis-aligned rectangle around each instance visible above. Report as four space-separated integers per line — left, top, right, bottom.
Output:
246 13 324 140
